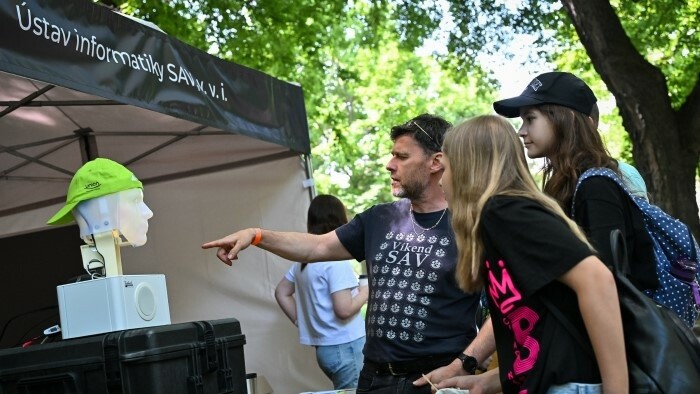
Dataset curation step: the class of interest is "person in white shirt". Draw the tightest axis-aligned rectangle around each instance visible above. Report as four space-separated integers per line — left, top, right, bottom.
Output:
275 195 368 389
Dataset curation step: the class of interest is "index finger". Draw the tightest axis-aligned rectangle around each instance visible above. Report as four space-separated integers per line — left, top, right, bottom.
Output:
201 239 226 249
413 375 427 386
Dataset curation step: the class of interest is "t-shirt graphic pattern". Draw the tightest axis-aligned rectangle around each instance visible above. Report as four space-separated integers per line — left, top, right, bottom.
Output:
368 229 451 343
334 199 479 362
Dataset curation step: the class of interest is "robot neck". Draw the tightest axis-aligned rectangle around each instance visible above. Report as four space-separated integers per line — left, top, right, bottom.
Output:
80 230 123 277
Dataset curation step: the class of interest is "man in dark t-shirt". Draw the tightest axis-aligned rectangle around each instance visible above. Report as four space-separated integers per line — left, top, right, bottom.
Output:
203 114 489 393
337 198 479 365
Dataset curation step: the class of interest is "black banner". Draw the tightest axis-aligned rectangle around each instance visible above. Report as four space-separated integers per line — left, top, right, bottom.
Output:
0 0 310 154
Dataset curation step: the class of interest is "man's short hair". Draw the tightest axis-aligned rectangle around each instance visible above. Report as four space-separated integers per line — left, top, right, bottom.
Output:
390 114 451 153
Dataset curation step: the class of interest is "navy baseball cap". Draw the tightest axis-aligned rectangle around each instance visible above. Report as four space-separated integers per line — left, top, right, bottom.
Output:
493 71 597 118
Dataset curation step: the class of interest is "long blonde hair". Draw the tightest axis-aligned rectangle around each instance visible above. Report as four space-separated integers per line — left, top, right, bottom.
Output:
443 115 592 292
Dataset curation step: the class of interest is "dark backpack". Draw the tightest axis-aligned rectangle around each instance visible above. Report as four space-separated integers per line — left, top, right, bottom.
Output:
574 167 700 327
542 229 700 393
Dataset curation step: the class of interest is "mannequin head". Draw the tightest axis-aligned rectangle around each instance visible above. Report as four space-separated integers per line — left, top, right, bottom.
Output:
47 158 149 245
73 188 153 246
115 188 153 246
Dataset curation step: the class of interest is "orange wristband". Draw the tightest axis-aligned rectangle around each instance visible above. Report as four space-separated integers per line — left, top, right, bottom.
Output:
251 228 262 246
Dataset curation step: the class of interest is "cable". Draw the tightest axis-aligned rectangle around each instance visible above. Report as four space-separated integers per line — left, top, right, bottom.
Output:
82 234 106 277
0 305 58 343
86 258 105 278
15 313 58 347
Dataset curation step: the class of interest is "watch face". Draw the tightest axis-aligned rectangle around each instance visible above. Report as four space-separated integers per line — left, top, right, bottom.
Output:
459 354 478 373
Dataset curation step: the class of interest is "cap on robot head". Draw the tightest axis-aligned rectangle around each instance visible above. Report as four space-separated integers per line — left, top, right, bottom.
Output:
47 158 153 246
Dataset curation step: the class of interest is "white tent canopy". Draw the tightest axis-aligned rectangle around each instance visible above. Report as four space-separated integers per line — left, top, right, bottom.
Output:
0 0 335 392
0 0 310 234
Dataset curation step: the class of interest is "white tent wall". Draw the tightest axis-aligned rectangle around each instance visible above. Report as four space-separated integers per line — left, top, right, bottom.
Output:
0 202 66 239
117 156 333 392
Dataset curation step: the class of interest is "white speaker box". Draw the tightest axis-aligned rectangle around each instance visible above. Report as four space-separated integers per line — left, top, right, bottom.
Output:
57 274 171 339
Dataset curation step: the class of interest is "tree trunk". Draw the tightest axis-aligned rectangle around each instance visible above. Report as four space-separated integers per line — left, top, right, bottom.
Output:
560 0 700 237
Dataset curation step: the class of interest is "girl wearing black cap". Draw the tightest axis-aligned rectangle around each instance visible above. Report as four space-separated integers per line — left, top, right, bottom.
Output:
493 72 658 294
436 115 627 393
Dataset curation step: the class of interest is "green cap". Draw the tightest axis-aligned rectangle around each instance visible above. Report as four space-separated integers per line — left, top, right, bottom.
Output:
47 158 143 225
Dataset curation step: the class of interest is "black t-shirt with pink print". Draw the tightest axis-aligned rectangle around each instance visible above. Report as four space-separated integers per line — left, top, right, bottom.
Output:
481 196 600 394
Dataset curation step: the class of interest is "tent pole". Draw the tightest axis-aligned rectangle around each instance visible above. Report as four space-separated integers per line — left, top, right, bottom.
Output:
303 154 316 201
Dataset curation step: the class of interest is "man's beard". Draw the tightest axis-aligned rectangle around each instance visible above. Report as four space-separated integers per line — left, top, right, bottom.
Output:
392 177 428 200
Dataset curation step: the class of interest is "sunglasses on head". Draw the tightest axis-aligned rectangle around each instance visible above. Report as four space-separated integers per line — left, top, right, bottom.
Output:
410 121 439 148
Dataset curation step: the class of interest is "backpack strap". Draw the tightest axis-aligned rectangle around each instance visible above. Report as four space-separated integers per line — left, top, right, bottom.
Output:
574 167 700 320
572 167 635 276
575 167 700 270
571 167 636 217
540 296 595 360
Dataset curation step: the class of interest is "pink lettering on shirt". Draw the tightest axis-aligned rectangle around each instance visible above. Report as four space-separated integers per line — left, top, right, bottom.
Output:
486 259 522 314
504 306 541 380
485 259 542 392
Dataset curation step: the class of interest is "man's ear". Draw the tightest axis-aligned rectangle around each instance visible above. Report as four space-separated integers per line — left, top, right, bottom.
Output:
430 152 444 173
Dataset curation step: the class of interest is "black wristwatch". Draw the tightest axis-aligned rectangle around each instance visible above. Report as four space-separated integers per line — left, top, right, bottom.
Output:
457 353 478 374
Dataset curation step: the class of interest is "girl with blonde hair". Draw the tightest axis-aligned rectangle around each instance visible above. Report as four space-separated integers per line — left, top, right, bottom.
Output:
437 115 627 394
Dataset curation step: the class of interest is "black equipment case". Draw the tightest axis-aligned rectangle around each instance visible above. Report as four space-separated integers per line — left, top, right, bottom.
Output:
0 318 247 394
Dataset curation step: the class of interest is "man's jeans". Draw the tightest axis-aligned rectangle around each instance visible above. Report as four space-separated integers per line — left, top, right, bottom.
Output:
316 336 366 389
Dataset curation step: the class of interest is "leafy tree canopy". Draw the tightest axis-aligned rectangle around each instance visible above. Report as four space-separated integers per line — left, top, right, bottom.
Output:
107 0 495 215
104 0 700 229
443 0 698 109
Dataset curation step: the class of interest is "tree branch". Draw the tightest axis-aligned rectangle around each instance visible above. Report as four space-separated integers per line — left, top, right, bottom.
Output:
560 0 674 146
561 0 688 171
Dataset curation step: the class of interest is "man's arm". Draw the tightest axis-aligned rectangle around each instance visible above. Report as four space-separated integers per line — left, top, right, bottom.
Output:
274 278 297 325
201 228 352 265
413 317 496 387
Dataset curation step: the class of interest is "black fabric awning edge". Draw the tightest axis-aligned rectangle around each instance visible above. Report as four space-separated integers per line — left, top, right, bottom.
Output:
0 0 310 154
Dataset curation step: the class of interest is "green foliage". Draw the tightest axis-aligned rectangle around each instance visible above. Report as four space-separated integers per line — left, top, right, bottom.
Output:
312 41 494 215
547 0 700 109
443 0 699 164
611 0 700 108
442 0 699 107
105 0 697 215
107 0 495 215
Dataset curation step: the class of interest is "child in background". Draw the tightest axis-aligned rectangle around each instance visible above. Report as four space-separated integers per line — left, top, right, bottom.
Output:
275 195 368 390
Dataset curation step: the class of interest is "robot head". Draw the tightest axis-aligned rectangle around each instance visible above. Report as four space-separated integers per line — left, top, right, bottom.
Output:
73 188 153 246
47 158 151 246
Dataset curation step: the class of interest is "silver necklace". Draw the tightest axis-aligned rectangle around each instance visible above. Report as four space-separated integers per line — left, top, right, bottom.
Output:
409 203 447 236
